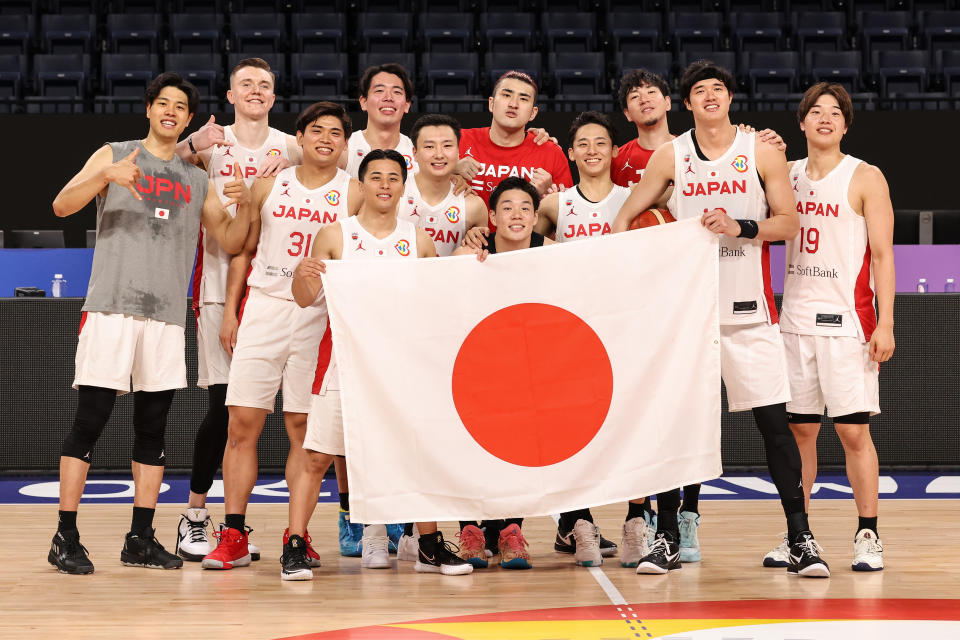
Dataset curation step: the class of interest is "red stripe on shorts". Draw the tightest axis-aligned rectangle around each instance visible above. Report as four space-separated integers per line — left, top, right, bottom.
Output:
312 323 333 395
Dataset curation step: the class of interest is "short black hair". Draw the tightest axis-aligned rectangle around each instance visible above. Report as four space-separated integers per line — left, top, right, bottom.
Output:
295 101 352 138
617 68 670 110
567 111 616 148
358 148 408 183
489 177 540 212
493 70 539 100
359 63 413 101
144 72 199 114
679 60 736 102
410 114 462 147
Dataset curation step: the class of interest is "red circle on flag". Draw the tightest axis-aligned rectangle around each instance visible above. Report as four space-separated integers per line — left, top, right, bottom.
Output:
451 303 613 467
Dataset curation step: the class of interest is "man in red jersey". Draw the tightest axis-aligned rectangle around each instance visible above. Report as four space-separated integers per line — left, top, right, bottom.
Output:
611 69 676 188
457 71 573 215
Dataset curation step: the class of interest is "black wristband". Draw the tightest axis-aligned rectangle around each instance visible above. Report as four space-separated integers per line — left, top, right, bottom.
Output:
187 136 197 155
736 219 759 239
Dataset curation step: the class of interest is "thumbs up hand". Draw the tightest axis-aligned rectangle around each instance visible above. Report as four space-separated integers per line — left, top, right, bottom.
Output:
223 162 252 208
104 146 144 200
191 114 233 152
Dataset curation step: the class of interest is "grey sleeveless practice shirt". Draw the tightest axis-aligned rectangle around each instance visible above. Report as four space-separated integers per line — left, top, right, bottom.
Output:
82 140 209 327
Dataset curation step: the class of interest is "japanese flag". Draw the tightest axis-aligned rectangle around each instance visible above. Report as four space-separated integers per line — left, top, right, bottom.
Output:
322 218 722 523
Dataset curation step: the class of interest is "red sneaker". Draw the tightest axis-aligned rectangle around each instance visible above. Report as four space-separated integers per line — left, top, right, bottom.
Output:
284 528 321 568
201 526 251 569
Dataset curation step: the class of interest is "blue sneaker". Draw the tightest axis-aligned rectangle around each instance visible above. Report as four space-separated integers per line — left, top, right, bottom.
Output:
338 509 363 557
644 510 658 548
678 510 701 562
386 524 404 554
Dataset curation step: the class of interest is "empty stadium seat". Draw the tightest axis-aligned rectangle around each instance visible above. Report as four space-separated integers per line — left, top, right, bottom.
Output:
794 12 847 54
29 53 90 113
419 13 474 53
0 14 31 56
292 13 346 54
231 13 285 54
358 13 413 53
808 50 862 92
170 13 224 54
858 11 912 55
542 12 596 53
105 13 161 54
744 51 800 95
676 50 737 78
174 0 225 13
730 12 783 52
41 14 95 54
357 53 417 82
938 49 960 95
615 51 674 83
484 51 542 89
165 52 222 96
480 13 536 53
875 50 928 96
423 52 479 94
0 55 24 111
920 10 960 53
670 12 724 54
548 52 605 95
607 12 661 52
291 52 348 96
101 53 159 96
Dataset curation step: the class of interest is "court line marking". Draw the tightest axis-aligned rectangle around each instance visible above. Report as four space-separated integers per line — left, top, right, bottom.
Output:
551 514 628 606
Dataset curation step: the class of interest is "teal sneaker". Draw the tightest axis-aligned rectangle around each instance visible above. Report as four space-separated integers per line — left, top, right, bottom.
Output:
645 510 658 548
678 510 701 562
386 524 404 554
338 509 363 557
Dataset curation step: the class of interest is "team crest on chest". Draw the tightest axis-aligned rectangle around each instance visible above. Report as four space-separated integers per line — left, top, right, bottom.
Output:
731 155 749 173
325 190 341 206
266 148 281 157
395 239 411 256
445 206 460 223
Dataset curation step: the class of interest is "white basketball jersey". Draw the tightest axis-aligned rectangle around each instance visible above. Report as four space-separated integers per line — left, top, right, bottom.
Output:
554 184 631 243
247 166 350 304
781 155 875 341
317 215 418 392
196 125 290 306
397 177 467 257
345 130 418 179
667 128 774 325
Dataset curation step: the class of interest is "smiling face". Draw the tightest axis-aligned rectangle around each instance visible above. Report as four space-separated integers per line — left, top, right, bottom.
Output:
685 78 732 124
359 72 411 127
145 86 193 141
623 83 671 128
488 78 538 132
227 65 276 119
490 188 538 242
296 115 348 167
360 158 406 214
413 125 459 180
568 122 616 178
799 93 848 148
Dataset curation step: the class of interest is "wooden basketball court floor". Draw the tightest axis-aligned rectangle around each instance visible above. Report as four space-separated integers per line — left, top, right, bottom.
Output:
2 494 959 639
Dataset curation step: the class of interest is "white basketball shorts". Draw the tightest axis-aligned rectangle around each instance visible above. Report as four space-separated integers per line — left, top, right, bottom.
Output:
783 332 880 417
721 322 792 412
196 302 232 388
303 391 344 456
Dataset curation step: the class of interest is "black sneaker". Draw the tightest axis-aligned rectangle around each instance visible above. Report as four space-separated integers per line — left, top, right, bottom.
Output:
481 523 499 556
787 531 830 578
636 531 682 574
280 534 314 581
121 528 184 570
555 526 619 557
414 532 473 576
48 530 94 575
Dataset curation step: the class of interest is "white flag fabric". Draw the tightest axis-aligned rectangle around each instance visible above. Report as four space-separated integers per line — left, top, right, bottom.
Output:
322 218 722 523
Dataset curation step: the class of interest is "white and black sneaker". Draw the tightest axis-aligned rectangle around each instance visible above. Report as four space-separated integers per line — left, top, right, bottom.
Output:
414 531 473 576
787 531 830 578
48 529 94 575
121 528 183 570
636 531 682 575
555 524 618 557
176 507 212 561
852 529 883 572
280 534 314 581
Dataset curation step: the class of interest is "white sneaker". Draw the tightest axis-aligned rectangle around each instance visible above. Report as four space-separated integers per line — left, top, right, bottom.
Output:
620 517 650 568
176 508 211 561
248 541 261 562
361 524 391 569
763 532 790 567
398 534 420 562
852 529 883 571
573 519 602 567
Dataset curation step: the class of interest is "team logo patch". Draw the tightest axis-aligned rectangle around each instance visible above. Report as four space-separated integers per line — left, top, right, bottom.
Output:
565 199 573 206
445 206 461 223
395 239 411 256
407 197 414 205
351 233 358 240
403 155 414 170
356 149 364 156
325 190 341 206
731 155 749 173
266 148 282 157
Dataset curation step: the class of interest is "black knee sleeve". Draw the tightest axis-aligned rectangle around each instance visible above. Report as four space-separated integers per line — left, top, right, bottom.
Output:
190 385 229 494
62 386 117 462
833 411 870 425
752 403 805 515
132 390 175 466
786 412 822 424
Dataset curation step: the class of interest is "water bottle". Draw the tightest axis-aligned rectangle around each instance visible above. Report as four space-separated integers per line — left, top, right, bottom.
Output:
946 278 956 293
917 278 928 293
51 273 67 298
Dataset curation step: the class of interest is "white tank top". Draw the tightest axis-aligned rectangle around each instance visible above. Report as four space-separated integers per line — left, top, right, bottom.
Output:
781 155 875 341
345 130 418 179
554 184 631 243
397 177 467 257
317 215 418 391
667 128 774 325
247 166 350 304
196 125 290 305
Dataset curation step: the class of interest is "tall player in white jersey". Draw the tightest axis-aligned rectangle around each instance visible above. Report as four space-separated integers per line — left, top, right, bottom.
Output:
201 102 362 571
170 58 301 561
397 114 487 256
777 83 895 572
340 63 418 179
614 60 830 578
281 150 472 580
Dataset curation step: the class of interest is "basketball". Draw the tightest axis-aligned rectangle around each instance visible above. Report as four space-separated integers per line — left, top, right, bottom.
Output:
629 208 676 229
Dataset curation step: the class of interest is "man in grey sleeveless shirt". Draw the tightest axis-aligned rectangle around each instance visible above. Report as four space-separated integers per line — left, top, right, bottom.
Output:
47 72 254 574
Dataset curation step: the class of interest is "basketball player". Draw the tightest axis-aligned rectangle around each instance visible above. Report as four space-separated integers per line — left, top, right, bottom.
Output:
457 71 573 211
171 58 301 562
769 83 894 572
282 150 472 579
48 73 253 574
613 60 829 577
200 102 361 570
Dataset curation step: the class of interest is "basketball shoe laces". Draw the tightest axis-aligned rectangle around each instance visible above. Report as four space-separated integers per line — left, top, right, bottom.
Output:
184 514 210 545
500 527 530 559
366 532 390 554
456 526 485 554
622 521 645 549
854 533 882 556
212 525 250 551
434 537 464 563
796 535 825 561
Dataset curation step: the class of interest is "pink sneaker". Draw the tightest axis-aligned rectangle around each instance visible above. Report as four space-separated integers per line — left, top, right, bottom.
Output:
498 523 531 570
